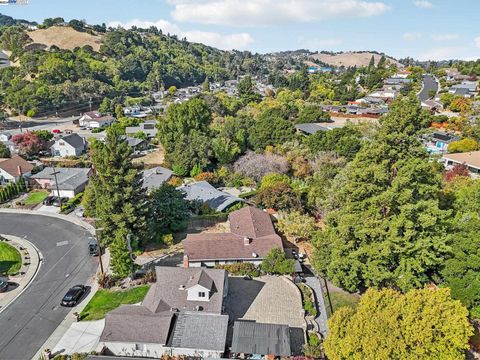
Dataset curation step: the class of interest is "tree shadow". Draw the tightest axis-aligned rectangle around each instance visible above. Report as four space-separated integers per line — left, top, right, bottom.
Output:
0 260 19 275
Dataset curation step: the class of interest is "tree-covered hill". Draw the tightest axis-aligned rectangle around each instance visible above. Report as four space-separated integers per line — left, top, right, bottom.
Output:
0 13 36 27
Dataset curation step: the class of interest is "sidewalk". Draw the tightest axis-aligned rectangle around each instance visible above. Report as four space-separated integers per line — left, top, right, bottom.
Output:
304 276 329 337
0 235 42 314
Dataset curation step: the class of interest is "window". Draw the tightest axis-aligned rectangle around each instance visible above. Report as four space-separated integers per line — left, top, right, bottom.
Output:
198 292 206 298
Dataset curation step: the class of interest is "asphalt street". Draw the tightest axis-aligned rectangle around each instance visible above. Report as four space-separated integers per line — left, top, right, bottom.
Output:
0 213 96 360
418 74 438 102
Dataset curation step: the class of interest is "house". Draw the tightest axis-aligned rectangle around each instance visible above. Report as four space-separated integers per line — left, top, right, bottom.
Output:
231 321 292 358
125 137 148 152
0 155 33 185
99 267 229 358
142 166 173 192
125 120 158 138
50 133 87 157
182 206 284 268
442 151 480 177
79 111 115 129
178 181 243 212
425 132 458 154
30 167 91 198
294 123 331 136
449 87 473 98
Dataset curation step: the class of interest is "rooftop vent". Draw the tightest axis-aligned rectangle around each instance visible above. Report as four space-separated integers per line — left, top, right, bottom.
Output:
252 252 258 258
195 305 204 311
178 285 186 290
244 237 251 245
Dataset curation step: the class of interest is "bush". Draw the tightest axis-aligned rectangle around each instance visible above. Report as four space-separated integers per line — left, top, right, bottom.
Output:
260 248 295 274
97 273 115 289
216 262 261 277
162 233 174 246
299 283 318 317
167 176 183 187
194 171 218 184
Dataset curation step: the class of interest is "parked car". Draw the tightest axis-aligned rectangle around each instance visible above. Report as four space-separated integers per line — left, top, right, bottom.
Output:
52 197 69 207
52 129 61 134
43 196 56 206
0 280 8 293
61 285 87 307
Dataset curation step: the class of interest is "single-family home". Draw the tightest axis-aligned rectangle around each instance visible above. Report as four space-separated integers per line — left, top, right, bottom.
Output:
294 123 331 136
0 155 33 185
178 181 243 212
99 266 229 358
50 133 87 157
424 132 458 154
182 206 284 268
79 111 115 129
125 120 158 138
441 151 480 177
125 137 148 152
231 321 292 358
30 167 91 198
142 166 173 192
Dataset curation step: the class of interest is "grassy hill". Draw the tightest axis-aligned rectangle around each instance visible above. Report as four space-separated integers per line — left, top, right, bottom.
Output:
311 51 402 68
27 26 103 51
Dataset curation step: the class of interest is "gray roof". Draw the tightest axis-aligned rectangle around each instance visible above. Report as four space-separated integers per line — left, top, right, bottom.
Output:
142 166 173 191
142 267 226 314
125 137 146 147
30 167 90 190
452 87 470 96
231 321 292 356
54 133 86 150
295 123 330 135
169 312 229 351
178 181 243 212
100 304 174 344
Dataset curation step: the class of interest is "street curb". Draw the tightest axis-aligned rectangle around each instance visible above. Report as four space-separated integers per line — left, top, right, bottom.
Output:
0 209 95 235
0 235 43 315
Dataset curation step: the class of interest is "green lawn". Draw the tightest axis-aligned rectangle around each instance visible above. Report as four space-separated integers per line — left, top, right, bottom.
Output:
0 241 22 275
327 290 360 313
23 190 49 205
80 285 150 321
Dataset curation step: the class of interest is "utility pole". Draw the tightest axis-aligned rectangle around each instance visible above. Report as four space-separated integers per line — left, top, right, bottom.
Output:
88 97 93 112
51 164 63 208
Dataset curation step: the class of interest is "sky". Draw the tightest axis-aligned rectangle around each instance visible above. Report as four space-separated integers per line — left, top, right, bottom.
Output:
1 0 480 61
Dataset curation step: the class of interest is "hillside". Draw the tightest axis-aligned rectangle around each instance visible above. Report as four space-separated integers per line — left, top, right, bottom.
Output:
27 26 103 51
311 52 402 68
0 13 36 27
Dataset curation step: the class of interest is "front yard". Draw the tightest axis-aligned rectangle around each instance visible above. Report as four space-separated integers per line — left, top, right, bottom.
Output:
0 241 22 275
23 190 49 206
80 285 150 321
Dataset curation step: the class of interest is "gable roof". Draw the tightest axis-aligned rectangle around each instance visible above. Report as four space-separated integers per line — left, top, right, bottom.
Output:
0 155 34 176
231 321 292 356
142 166 173 191
53 133 86 149
443 151 480 170
188 269 214 291
142 267 226 314
178 181 243 212
294 123 330 135
168 312 229 351
183 206 283 262
30 167 90 190
100 304 174 344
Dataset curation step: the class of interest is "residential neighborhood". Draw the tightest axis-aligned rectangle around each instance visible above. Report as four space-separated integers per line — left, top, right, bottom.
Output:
0 3 480 360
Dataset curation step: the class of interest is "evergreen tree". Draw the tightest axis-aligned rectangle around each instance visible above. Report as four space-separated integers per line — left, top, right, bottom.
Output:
88 130 149 277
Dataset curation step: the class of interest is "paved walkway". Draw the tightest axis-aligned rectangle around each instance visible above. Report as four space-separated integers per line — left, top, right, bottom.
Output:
304 276 329 337
0 235 41 314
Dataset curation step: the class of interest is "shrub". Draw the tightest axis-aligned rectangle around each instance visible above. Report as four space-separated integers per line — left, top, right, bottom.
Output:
162 233 174 246
167 176 183 187
260 248 295 274
194 171 218 184
216 262 261 277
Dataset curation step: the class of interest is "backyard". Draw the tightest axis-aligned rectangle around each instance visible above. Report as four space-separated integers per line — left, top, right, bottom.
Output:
80 285 150 321
325 284 360 314
0 241 22 275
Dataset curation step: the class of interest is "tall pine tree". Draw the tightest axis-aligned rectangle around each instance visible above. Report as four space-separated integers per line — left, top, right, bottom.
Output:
88 129 149 277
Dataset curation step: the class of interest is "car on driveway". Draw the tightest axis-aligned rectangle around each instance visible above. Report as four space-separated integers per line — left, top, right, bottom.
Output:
52 197 69 207
61 285 87 307
0 280 8 293
43 196 56 206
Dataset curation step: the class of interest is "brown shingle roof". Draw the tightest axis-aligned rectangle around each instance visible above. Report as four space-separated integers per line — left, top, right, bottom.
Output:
0 155 34 177
443 151 480 169
100 304 174 344
183 206 283 262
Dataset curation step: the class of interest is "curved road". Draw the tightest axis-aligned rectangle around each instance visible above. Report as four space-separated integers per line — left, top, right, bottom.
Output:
0 213 96 360
418 74 438 102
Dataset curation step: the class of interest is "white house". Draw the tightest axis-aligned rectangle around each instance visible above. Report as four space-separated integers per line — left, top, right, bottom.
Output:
79 111 115 129
50 133 87 157
0 155 33 185
30 167 91 198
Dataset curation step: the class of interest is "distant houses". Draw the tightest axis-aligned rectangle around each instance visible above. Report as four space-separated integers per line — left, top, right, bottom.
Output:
182 206 283 268
79 111 115 129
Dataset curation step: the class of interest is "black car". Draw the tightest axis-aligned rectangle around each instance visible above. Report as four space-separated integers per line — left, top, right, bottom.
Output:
43 196 56 206
52 197 69 207
0 280 8 293
61 285 87 307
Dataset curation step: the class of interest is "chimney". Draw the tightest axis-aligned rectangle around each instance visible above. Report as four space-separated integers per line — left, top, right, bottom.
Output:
183 254 190 268
244 237 251 245
17 165 22 176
